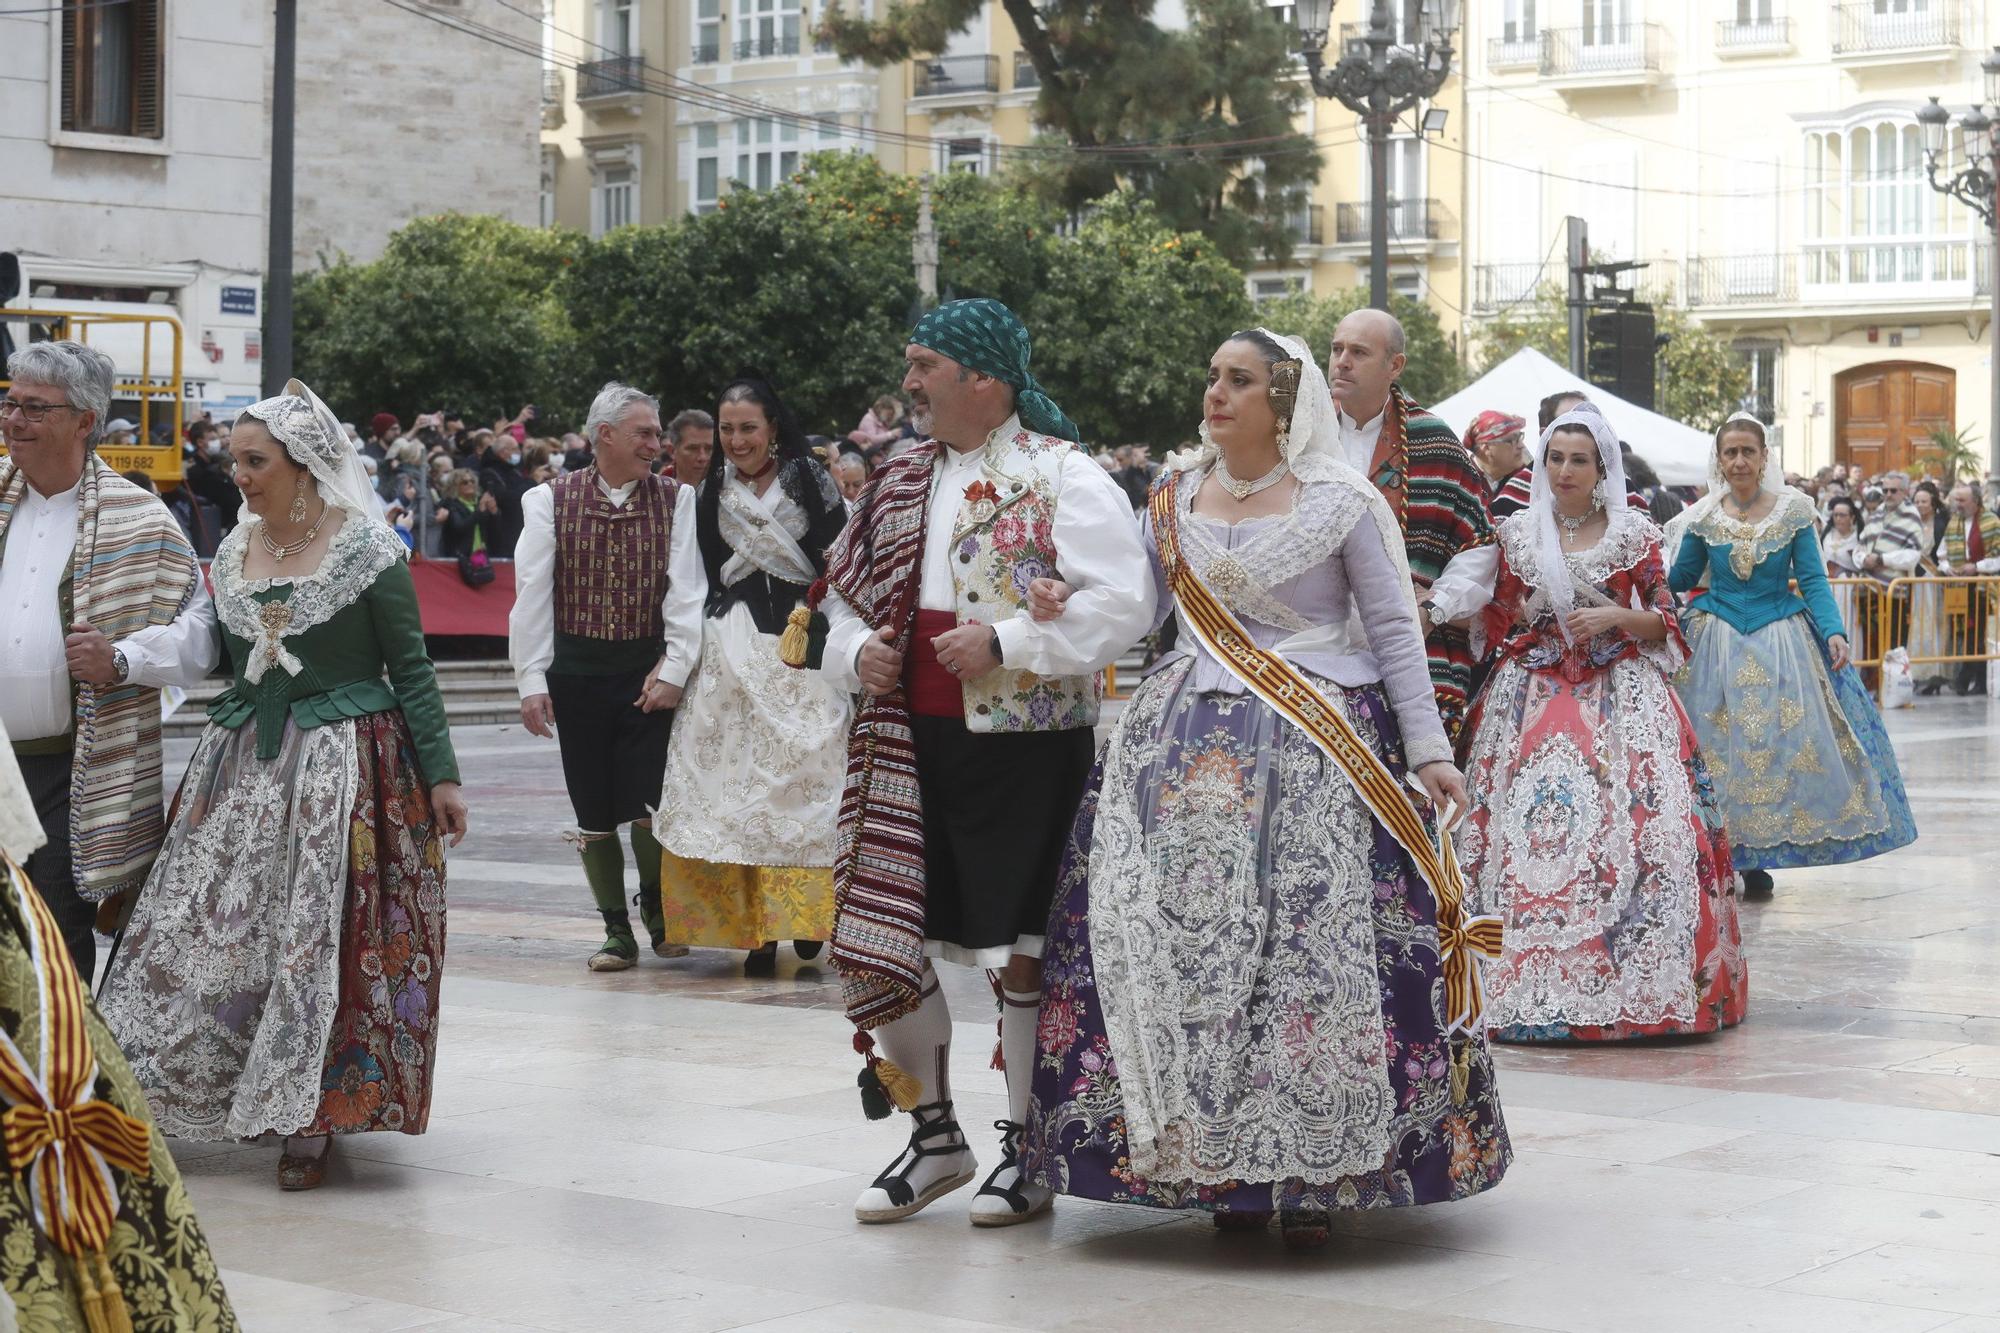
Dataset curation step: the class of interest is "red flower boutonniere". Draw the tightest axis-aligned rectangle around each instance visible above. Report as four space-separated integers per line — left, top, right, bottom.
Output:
963 479 1001 523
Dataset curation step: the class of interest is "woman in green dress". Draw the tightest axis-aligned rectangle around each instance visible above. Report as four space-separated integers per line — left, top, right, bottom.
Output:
100 379 469 1192
0 721 239 1330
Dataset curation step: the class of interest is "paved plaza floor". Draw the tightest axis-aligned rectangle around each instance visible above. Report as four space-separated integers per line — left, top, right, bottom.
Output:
168 694 2000 1332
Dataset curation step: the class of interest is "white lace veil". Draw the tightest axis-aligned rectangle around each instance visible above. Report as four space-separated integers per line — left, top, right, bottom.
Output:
1165 328 1424 633
1662 410 1790 566
1531 403 1630 642
0 718 45 864
240 378 397 537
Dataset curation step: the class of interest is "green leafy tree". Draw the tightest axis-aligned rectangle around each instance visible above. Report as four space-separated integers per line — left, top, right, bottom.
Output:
563 154 917 434
1256 288 1464 409
293 213 590 427
1472 285 1750 434
822 0 1319 267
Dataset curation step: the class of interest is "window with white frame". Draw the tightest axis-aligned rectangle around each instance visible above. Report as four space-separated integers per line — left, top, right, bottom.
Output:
1364 136 1426 238
1733 340 1781 422
735 0 802 58
1250 273 1307 302
599 0 635 56
942 136 989 175
694 0 721 62
590 148 638 236
694 123 721 212
736 117 801 190
1503 0 1536 42
1804 117 1973 288
1582 0 1630 45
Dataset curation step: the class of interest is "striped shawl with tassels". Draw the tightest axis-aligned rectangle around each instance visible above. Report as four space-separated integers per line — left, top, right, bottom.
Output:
820 441 942 1031
0 457 198 901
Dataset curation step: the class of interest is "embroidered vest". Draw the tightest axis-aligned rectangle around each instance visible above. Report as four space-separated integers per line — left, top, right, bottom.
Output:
946 429 1102 734
552 469 674 642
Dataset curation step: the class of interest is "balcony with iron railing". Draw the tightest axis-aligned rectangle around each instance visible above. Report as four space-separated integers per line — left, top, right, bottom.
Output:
1471 257 1681 312
1335 198 1445 245
914 54 1000 100
1832 1 1962 60
577 55 647 102
1715 15 1793 55
1487 29 1539 70
1012 51 1040 91
692 41 720 64
1687 241 1990 310
1538 24 1665 88
733 34 802 60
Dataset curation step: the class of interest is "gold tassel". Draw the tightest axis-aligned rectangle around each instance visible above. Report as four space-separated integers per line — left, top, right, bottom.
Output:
778 605 812 667
77 1248 132 1333
873 1056 923 1112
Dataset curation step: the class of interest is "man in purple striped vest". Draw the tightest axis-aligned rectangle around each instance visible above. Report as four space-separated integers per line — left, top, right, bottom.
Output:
509 383 707 970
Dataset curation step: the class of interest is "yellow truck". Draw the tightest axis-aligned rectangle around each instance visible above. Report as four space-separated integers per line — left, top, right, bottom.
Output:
0 307 185 488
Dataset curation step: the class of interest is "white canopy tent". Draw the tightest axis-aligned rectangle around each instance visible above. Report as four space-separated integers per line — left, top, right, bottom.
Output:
1426 347 1716 487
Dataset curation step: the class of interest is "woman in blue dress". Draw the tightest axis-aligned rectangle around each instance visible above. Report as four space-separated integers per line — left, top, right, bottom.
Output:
1665 413 1916 897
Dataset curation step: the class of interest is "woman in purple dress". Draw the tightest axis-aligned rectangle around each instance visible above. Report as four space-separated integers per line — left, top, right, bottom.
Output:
1021 331 1511 1249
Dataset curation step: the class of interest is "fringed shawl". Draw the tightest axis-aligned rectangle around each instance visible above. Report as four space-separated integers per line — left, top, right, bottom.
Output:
821 442 941 1029
0 457 197 900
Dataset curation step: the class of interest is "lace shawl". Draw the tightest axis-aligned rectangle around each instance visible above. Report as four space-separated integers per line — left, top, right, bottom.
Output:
717 472 819 587
214 515 406 683
1168 461 1370 634
1679 487 1819 583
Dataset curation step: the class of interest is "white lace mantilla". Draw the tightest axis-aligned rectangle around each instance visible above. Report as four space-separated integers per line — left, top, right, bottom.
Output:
98 716 358 1139
1172 463 1369 633
1497 505 1658 596
214 516 404 682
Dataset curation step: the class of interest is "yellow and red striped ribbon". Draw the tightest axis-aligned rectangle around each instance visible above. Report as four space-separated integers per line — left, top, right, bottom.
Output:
1149 482 1502 1033
0 853 152 1332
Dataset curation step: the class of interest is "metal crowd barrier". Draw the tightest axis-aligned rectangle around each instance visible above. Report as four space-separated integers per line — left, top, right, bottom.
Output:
1842 574 2000 704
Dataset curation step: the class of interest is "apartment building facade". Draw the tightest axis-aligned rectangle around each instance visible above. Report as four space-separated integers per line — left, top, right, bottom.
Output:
1461 0 1995 475
540 0 1467 344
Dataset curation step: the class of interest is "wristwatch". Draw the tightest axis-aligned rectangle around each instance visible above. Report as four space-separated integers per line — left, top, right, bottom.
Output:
988 625 1003 666
110 647 129 684
1425 602 1450 628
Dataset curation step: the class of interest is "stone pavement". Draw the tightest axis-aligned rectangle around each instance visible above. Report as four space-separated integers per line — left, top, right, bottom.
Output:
166 696 2000 1332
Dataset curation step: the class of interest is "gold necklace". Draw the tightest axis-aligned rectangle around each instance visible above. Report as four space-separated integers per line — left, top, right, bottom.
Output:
259 502 330 560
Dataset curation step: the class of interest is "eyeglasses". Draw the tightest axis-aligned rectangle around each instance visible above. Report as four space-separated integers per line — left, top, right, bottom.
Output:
0 398 77 422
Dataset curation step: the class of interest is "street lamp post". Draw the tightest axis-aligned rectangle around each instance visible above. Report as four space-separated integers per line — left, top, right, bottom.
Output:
1291 0 1459 311
1916 46 2000 475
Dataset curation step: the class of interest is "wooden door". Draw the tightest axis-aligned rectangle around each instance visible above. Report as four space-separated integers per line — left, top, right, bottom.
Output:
1836 361 1955 476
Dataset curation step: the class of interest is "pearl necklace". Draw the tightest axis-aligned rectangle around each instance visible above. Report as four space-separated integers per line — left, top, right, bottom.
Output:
1556 495 1603 543
258 503 330 560
1216 456 1288 501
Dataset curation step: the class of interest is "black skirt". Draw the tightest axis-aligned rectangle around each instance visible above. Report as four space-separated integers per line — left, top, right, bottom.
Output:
910 717 1096 955
547 666 673 830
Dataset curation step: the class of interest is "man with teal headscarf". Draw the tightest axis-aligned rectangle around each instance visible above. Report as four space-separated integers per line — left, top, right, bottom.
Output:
802 298 1155 1229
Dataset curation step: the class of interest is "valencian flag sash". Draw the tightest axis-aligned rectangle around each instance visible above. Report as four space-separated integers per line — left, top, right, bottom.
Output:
1148 478 1503 1039
0 853 154 1333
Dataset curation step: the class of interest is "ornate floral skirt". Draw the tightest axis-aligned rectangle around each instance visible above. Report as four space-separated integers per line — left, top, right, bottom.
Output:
0 862 239 1330
1024 661 1510 1215
1461 654 1746 1043
1676 609 1917 872
100 709 446 1140
656 604 848 947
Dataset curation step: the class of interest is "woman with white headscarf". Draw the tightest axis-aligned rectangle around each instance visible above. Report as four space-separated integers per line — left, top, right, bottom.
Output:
1022 330 1510 1250
100 379 469 1192
1457 405 1745 1043
1664 414 1915 898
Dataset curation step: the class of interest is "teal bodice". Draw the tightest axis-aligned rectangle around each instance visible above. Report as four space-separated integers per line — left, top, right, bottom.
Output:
1667 490 1844 643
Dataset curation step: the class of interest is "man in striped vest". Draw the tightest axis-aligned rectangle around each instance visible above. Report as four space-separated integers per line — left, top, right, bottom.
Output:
1324 309 1494 742
509 382 706 971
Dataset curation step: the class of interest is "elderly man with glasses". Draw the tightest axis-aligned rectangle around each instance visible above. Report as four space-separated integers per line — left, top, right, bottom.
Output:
0 342 219 980
1857 471 1927 651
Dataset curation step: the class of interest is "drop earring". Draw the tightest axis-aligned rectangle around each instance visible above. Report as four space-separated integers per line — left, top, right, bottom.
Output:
289 473 308 524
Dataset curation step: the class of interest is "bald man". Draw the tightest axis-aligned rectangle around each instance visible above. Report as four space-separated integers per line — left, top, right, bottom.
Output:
1326 308 1495 742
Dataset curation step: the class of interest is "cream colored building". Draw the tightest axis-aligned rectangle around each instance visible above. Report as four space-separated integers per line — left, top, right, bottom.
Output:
540 0 1467 345
1462 0 1995 475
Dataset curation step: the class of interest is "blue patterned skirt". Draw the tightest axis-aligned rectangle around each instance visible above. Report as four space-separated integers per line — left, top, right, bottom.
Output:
1023 662 1510 1215
1676 608 1917 872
